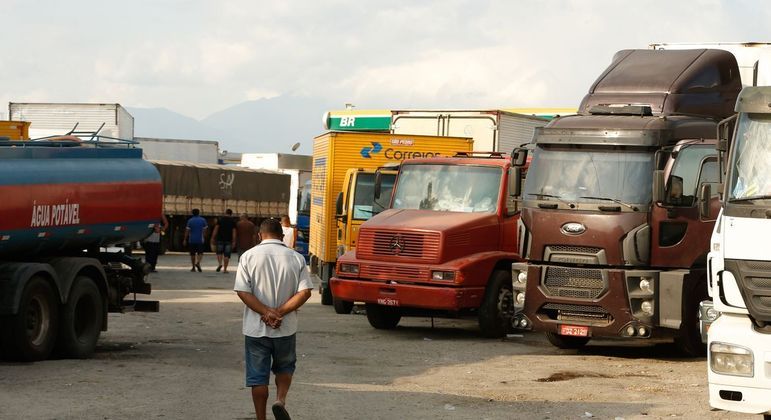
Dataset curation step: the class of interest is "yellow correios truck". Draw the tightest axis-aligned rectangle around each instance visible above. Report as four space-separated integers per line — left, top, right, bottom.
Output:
310 131 473 307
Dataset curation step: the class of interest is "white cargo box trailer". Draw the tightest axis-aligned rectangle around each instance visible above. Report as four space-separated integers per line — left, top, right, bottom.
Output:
135 137 220 164
390 109 551 152
8 102 134 139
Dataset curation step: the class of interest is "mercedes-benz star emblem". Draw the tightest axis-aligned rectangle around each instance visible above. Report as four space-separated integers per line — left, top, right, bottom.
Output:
389 235 405 255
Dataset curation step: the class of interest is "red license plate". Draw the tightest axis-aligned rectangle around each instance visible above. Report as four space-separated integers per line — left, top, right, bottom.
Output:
560 325 589 337
377 297 399 307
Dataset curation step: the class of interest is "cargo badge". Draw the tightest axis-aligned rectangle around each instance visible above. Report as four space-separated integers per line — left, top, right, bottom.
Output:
389 235 405 254
360 142 383 158
561 222 586 235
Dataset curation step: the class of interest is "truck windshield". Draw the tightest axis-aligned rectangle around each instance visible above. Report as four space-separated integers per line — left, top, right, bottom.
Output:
299 179 311 215
392 164 501 213
524 146 655 205
353 173 395 220
728 113 771 202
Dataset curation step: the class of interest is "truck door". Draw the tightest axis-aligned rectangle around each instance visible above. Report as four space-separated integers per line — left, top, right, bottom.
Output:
339 172 396 254
651 144 719 268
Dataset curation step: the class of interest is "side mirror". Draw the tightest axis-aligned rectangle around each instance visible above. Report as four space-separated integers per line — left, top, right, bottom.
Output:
511 148 528 167
653 170 666 203
509 168 522 198
374 171 382 200
335 191 344 217
699 184 712 219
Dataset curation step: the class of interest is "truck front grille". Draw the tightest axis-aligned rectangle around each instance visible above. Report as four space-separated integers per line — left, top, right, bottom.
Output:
725 259 771 324
543 266 606 300
540 303 613 326
359 264 429 281
357 229 440 262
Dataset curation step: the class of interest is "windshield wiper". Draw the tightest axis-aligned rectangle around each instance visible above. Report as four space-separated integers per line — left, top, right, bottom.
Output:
527 193 575 208
729 194 771 203
579 196 639 211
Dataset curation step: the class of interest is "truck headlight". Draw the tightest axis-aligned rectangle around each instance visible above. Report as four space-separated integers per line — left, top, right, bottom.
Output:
640 300 654 316
639 278 653 294
431 271 456 281
339 263 360 275
516 271 527 285
710 342 754 377
515 292 525 305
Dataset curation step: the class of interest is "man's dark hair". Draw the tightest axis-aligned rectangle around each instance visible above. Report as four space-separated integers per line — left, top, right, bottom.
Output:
226 208 233 215
192 208 200 216
259 218 283 238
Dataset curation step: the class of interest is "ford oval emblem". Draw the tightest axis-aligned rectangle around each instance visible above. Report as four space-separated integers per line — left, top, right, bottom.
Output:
561 222 586 235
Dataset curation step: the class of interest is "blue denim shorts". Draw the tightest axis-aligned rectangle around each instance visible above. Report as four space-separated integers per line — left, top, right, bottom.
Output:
244 334 297 386
215 241 232 258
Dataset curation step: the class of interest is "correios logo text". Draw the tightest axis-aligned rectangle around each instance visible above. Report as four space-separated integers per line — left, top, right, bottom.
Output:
360 139 442 160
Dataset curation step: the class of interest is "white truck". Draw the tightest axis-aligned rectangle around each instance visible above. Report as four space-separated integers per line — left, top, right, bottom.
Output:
135 137 220 164
9 102 134 140
390 109 554 152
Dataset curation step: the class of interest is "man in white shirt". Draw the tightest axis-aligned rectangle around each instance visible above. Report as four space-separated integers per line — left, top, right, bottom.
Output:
234 218 313 420
280 215 296 249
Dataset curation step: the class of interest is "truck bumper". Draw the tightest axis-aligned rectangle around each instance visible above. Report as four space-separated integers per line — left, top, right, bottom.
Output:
330 277 484 311
708 314 771 415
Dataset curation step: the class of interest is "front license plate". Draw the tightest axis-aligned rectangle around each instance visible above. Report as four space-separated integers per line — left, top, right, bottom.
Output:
560 325 589 337
377 297 399 306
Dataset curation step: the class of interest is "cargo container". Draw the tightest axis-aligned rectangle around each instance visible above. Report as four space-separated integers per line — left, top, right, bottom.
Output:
135 137 220 164
150 161 290 251
0 121 30 140
391 109 552 152
0 137 161 361
9 103 133 140
310 131 473 306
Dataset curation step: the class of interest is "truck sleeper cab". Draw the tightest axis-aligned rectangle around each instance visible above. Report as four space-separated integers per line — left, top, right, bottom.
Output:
331 152 524 337
512 48 741 355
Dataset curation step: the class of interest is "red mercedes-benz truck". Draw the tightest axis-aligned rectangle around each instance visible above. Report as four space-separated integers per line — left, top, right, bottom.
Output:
0 137 162 361
331 152 525 337
511 49 741 355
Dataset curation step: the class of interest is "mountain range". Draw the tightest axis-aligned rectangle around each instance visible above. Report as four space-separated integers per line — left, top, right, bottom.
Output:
128 95 337 156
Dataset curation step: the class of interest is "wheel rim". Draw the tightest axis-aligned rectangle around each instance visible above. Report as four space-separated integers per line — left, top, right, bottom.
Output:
26 295 50 347
497 288 515 319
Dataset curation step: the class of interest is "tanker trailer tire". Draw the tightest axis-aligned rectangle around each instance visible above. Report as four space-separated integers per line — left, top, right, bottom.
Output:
478 269 514 338
365 303 401 329
674 277 707 357
1 276 59 362
56 276 103 359
545 332 590 350
333 297 353 314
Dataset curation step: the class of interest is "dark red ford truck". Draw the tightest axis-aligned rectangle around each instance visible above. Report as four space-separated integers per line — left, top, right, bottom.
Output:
510 49 741 355
331 152 525 337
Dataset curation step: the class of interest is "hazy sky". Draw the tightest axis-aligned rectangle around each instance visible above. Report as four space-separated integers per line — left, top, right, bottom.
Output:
1 0 768 120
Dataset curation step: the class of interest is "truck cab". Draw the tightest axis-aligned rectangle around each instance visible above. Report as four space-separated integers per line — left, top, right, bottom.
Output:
510 49 741 354
706 86 771 416
331 152 524 337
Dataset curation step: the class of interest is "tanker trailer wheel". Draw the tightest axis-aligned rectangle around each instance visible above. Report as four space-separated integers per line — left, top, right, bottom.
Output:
56 276 103 359
478 269 515 338
545 332 590 349
365 303 401 329
333 297 354 314
674 277 707 357
1 276 59 361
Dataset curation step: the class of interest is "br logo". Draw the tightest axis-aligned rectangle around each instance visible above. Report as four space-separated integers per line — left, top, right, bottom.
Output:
360 142 383 158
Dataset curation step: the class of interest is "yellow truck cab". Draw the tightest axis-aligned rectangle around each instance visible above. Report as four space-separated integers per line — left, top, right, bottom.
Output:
310 131 473 309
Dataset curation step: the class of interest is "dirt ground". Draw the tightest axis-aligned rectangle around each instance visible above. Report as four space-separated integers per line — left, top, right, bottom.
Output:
0 254 750 420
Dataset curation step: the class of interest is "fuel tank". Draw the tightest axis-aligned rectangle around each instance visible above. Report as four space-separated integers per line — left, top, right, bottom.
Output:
0 141 162 257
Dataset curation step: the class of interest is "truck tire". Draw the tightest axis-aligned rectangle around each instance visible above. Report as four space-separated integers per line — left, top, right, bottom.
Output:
675 278 707 357
478 269 515 338
545 332 590 349
365 303 401 329
56 276 103 359
333 297 354 314
321 286 333 306
320 263 334 306
1 276 59 361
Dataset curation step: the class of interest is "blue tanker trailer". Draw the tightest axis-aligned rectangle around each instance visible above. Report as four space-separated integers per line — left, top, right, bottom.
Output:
0 138 162 361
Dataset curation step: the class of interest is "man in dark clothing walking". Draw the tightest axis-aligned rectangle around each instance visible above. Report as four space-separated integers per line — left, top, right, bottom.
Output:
211 208 237 273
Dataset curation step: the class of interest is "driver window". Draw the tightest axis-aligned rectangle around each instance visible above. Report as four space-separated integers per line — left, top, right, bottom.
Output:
697 157 720 198
667 145 715 207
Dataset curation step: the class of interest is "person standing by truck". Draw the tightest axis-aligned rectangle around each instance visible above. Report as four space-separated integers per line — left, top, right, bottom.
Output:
234 218 314 420
143 214 169 272
280 215 296 249
183 208 207 272
236 213 257 256
212 209 237 273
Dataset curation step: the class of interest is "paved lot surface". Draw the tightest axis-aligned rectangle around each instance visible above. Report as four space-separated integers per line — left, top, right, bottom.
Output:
0 254 748 419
